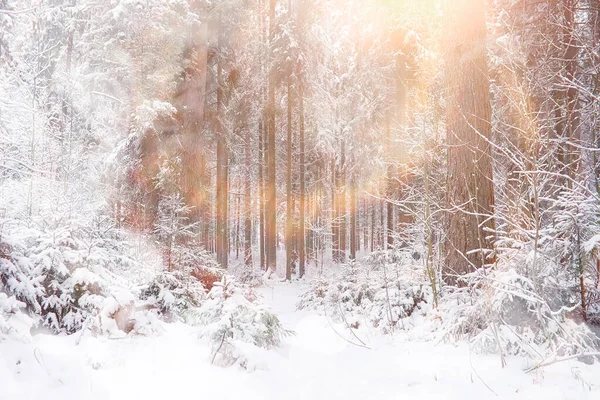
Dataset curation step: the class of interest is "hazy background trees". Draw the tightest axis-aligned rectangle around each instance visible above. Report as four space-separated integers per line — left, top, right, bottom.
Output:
1 0 600 326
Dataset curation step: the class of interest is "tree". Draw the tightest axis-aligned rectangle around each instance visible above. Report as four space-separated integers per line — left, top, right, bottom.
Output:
298 77 306 276
265 0 277 274
215 11 229 269
443 0 496 284
285 69 293 281
154 193 196 272
244 115 253 266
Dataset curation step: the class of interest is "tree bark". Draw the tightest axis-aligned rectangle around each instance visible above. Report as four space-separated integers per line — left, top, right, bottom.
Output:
563 0 580 181
244 122 252 264
380 198 385 249
350 171 357 260
339 140 346 262
443 0 495 285
299 82 306 277
215 12 228 269
258 118 265 269
266 0 277 273
370 199 375 251
331 157 339 262
286 75 293 281
385 120 394 249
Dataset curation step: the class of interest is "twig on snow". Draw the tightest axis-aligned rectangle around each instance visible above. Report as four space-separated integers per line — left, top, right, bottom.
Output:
323 303 371 350
525 352 600 373
211 330 228 364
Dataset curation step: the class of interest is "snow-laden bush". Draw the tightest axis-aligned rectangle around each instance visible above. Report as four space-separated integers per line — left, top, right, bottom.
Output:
228 261 264 287
0 218 141 333
139 269 205 320
539 190 600 323
185 276 292 367
441 266 600 359
0 292 33 342
190 264 224 291
298 254 432 333
60 268 107 332
435 186 600 361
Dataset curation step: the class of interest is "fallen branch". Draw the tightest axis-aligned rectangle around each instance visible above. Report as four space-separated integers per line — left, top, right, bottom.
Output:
525 352 600 373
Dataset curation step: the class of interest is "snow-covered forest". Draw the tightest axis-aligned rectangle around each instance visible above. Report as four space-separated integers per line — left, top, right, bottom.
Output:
1 0 600 398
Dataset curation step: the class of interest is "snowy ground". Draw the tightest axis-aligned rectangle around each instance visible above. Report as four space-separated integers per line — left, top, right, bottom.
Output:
1 280 599 400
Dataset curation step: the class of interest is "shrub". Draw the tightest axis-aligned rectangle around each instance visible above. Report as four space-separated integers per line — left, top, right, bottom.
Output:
229 262 264 287
441 267 600 359
298 256 432 333
139 269 205 320
0 292 33 342
191 265 224 292
0 218 141 333
185 276 293 367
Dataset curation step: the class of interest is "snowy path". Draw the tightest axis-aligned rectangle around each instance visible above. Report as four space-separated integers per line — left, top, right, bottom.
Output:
1 280 599 399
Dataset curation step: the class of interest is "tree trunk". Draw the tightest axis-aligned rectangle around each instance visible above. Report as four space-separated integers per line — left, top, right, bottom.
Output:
380 198 385 249
266 0 277 273
331 157 339 262
244 129 253 265
339 140 346 262
350 171 357 260
385 120 394 249
370 199 375 251
286 75 293 281
563 0 580 181
363 198 367 252
215 12 228 269
444 0 495 285
235 189 240 260
394 52 409 244
299 82 306 277
258 117 266 269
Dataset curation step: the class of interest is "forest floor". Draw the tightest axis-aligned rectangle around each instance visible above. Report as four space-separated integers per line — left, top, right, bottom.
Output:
1 279 599 399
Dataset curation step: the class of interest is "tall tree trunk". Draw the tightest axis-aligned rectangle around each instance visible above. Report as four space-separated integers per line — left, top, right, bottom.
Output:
380 198 385 249
202 154 211 249
258 0 267 271
235 189 240 260
350 171 357 260
370 199 375 251
215 12 229 269
339 140 346 262
564 0 580 181
266 0 278 273
385 120 394 249
395 52 409 242
331 157 339 262
444 0 495 285
286 75 293 281
299 82 306 277
259 117 266 269
386 191 393 249
244 128 253 265
363 198 368 252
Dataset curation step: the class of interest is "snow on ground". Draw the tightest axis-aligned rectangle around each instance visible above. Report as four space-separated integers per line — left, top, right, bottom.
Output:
1 280 599 400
